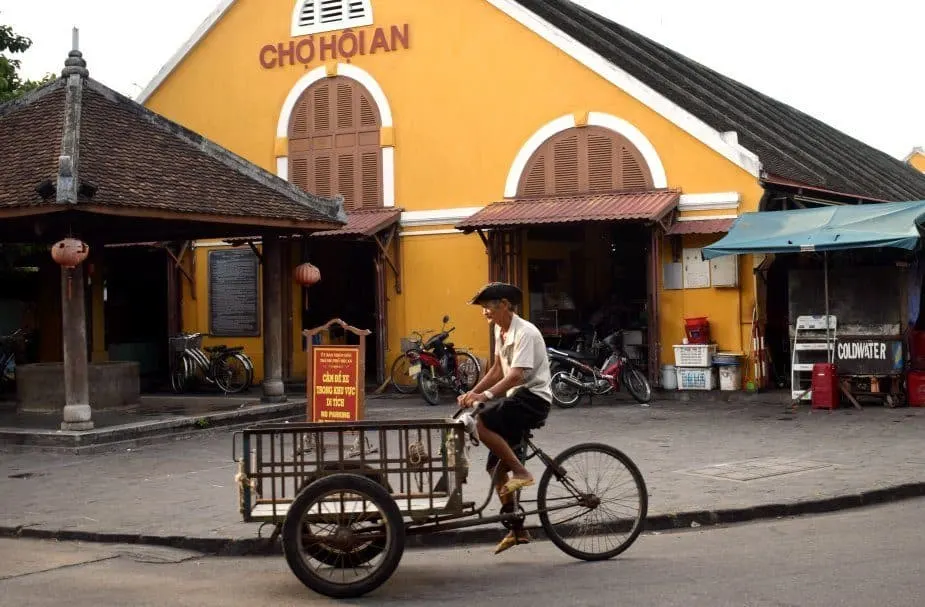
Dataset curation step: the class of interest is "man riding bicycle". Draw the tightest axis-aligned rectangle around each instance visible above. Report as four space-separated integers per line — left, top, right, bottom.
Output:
458 282 552 554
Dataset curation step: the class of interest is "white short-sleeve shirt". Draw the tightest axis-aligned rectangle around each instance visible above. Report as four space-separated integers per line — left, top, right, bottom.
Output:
494 313 553 404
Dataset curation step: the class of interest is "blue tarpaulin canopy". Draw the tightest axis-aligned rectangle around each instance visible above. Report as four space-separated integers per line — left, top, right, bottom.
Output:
702 200 925 260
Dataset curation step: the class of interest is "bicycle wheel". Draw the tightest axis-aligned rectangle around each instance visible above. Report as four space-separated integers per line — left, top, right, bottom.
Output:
551 371 581 408
215 353 250 394
170 354 193 394
282 474 405 599
237 353 255 388
454 351 481 392
389 353 419 394
623 367 652 404
538 443 647 561
418 367 441 406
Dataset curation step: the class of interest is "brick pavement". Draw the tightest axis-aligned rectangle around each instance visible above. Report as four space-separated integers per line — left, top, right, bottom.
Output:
2 395 925 551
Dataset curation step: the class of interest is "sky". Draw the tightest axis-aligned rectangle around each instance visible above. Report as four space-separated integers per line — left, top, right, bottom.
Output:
1 0 922 160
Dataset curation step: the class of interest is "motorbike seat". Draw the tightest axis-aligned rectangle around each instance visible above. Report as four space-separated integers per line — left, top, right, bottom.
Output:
548 347 596 362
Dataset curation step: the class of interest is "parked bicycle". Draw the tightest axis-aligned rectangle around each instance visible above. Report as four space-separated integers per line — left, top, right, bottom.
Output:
0 329 30 392
388 328 436 394
169 332 255 394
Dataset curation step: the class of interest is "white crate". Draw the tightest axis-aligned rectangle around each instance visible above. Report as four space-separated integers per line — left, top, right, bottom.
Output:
676 366 717 390
673 344 717 367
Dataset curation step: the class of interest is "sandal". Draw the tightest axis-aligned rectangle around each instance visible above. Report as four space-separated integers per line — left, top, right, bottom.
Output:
494 530 532 554
499 476 535 497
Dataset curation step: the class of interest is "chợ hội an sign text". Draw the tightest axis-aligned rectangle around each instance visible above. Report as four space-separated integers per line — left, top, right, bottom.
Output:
259 24 410 69
311 346 361 421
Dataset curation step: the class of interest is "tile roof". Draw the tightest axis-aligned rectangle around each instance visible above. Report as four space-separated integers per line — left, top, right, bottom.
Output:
666 218 736 235
513 0 925 202
0 69 346 230
456 190 680 231
310 207 402 238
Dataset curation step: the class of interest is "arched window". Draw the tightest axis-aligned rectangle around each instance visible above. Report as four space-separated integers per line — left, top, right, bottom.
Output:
288 76 382 210
517 126 653 197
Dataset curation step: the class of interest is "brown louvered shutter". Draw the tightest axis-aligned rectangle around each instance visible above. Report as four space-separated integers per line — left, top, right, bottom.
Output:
337 154 356 209
516 126 653 196
553 135 580 194
288 76 382 208
361 150 380 206
620 145 648 190
587 131 615 192
313 154 333 197
521 155 547 197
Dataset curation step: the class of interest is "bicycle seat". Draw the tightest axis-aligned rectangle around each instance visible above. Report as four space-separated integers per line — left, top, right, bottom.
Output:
204 345 228 352
446 342 455 348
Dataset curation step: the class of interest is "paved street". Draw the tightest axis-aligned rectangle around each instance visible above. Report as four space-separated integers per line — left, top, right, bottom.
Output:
2 499 923 606
3 396 925 546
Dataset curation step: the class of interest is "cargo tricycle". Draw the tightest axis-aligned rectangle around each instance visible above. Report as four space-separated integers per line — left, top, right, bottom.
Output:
232 408 648 599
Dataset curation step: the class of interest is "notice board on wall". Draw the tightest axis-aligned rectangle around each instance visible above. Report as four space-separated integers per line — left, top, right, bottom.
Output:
208 249 260 336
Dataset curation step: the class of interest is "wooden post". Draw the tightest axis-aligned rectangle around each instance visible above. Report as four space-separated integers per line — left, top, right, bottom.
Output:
60 264 93 430
261 234 286 403
304 318 371 422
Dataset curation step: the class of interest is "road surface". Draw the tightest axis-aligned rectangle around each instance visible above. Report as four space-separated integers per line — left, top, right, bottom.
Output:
2 499 922 606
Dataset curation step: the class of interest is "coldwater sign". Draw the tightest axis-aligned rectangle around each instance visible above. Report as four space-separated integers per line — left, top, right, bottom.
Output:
835 339 903 375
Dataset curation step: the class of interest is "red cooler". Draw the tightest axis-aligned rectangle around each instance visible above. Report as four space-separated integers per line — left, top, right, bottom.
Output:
811 363 839 410
684 317 711 344
907 370 925 407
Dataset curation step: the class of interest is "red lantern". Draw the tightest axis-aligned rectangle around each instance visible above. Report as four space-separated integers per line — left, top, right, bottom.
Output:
293 262 321 286
51 238 89 298
294 262 320 311
51 238 89 269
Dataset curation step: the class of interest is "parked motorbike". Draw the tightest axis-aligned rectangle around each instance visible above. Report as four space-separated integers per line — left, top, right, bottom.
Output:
407 315 481 406
547 329 652 407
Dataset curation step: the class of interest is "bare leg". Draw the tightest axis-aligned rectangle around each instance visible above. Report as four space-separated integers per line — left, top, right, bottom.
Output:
477 417 532 482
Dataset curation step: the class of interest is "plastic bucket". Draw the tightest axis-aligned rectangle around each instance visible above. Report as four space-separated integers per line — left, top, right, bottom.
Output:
718 363 742 391
684 317 710 344
661 364 678 390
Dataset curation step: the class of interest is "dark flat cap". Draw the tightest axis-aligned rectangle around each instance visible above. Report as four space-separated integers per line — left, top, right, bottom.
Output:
468 282 523 305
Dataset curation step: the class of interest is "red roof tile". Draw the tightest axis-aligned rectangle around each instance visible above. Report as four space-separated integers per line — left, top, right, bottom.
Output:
310 208 402 238
456 190 680 231
666 218 736 235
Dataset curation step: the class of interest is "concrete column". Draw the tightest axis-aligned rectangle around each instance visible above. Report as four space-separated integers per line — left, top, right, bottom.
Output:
61 264 93 430
261 235 286 403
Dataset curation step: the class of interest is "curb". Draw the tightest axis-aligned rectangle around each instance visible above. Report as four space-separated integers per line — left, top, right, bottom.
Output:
4 481 925 555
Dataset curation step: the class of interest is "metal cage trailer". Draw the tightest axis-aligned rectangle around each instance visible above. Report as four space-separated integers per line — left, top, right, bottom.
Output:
233 416 648 599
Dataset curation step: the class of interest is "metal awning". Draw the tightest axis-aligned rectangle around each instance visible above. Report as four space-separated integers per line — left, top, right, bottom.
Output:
702 200 925 260
310 208 403 239
666 218 735 235
455 190 680 232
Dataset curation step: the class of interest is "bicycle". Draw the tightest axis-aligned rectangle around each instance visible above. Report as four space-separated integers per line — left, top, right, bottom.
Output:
233 403 648 599
169 332 255 394
0 329 29 392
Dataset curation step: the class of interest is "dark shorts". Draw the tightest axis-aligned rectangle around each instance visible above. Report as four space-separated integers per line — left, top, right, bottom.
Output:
479 388 551 472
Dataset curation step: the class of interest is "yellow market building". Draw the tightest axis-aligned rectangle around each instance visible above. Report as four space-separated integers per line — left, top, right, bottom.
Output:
139 0 925 389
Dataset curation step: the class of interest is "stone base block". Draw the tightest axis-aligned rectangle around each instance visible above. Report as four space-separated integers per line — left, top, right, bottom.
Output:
16 361 141 413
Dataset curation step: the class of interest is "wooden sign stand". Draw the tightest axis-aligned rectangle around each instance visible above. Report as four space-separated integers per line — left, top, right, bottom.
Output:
304 318 372 422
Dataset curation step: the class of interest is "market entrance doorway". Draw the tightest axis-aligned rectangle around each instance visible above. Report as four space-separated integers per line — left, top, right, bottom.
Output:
301 240 379 385
524 222 655 378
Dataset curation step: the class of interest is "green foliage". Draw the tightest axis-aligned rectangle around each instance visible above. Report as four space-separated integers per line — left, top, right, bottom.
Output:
0 16 56 103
